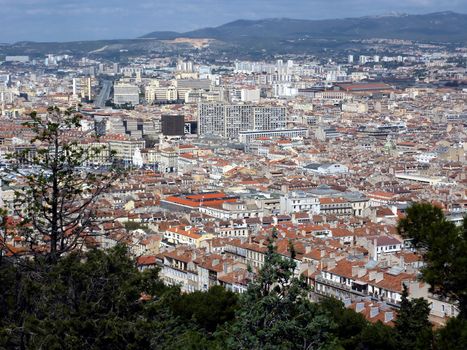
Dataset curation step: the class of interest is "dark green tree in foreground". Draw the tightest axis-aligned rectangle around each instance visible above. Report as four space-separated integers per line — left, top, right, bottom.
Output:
395 285 432 350
170 286 238 334
0 245 202 350
222 237 339 350
435 317 467 350
397 203 467 318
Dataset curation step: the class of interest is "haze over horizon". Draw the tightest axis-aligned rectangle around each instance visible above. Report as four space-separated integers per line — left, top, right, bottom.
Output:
1 0 467 43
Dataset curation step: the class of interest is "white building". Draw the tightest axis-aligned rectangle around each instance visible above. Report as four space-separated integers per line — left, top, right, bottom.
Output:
241 88 261 103
370 236 403 260
342 102 368 114
279 192 320 215
415 152 437 164
198 103 286 139
303 163 349 175
114 83 140 105
239 128 308 144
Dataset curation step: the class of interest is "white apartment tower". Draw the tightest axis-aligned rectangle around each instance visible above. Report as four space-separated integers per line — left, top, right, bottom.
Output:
198 103 286 139
114 83 140 105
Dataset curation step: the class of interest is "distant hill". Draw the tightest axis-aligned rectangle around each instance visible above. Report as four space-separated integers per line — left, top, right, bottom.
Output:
1 12 465 59
142 11 467 43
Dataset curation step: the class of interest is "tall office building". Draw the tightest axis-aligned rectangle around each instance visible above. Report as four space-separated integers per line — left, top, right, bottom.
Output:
348 55 354 64
161 115 185 136
198 103 287 139
72 78 78 98
114 83 140 105
80 77 92 101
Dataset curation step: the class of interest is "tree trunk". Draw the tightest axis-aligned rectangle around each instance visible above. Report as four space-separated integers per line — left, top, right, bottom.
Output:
50 133 59 263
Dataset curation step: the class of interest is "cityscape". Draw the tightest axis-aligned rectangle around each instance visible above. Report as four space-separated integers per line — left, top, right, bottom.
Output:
0 1 466 349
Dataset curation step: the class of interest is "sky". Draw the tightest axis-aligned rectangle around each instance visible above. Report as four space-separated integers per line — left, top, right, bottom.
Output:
1 0 466 43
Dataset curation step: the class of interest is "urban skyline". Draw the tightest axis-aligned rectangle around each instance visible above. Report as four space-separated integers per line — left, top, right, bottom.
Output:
0 1 466 348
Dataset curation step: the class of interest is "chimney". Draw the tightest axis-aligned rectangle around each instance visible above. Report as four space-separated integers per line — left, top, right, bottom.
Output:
370 306 379 318
320 249 326 257
357 268 367 278
369 270 377 281
356 302 365 313
352 265 359 277
326 258 336 270
384 312 394 323
223 262 230 274
375 272 384 283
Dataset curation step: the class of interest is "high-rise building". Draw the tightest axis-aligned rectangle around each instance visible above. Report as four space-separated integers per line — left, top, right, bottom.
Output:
198 103 287 139
114 83 140 105
161 115 185 136
359 55 368 65
80 77 92 101
72 78 77 98
348 55 354 64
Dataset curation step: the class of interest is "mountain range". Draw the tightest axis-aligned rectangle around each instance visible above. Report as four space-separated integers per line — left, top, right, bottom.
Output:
1 12 466 59
141 11 467 43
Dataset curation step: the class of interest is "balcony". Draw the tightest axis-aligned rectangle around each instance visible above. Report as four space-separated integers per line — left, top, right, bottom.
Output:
315 276 400 307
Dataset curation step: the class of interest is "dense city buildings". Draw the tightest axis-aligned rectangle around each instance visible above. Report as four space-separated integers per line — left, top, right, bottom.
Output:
0 14 466 335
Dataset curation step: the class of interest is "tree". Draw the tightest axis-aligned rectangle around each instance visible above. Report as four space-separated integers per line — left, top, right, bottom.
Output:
223 236 339 349
357 321 398 350
319 297 368 350
6 107 120 263
0 208 10 266
397 203 467 318
0 245 193 350
170 285 238 334
395 285 433 350
435 317 467 350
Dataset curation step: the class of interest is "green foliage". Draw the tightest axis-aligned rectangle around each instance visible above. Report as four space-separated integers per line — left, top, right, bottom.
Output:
357 321 398 350
395 285 433 350
435 317 467 350
0 245 187 349
124 221 149 232
319 298 368 349
170 286 238 334
397 202 445 247
398 203 467 317
222 237 339 350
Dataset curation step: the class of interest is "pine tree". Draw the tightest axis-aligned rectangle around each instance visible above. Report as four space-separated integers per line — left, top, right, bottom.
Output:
398 203 467 318
395 285 433 349
6 107 121 262
223 235 339 349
